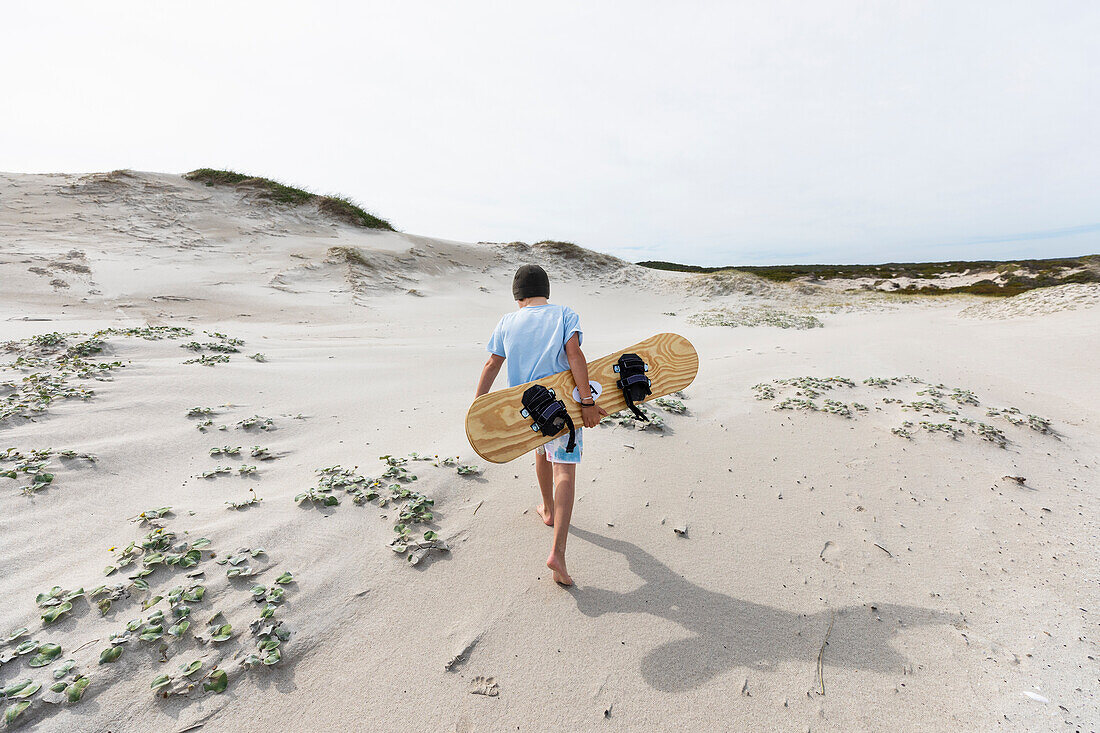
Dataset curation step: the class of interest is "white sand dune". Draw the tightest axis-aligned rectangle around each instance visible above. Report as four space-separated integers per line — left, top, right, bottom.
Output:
959 282 1100 319
0 171 1097 732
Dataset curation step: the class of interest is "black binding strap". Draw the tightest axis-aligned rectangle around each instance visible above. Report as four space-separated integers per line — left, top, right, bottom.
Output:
615 353 651 421
521 385 577 452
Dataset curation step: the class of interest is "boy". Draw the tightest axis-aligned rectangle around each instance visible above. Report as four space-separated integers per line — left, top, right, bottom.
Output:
475 264 606 586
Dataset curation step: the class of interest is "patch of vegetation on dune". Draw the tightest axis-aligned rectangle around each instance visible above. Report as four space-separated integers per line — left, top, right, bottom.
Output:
639 255 1100 296
752 374 1057 449
492 240 629 270
2 326 194 425
689 306 823 330
326 246 373 268
184 169 394 231
532 240 627 266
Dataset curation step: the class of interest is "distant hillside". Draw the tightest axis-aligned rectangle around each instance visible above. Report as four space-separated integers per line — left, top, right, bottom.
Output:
638 255 1100 296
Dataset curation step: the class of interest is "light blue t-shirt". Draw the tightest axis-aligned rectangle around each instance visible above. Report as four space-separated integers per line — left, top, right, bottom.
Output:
487 304 582 387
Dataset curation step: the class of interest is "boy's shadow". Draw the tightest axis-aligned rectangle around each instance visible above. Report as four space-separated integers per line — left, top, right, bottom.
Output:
569 527 959 693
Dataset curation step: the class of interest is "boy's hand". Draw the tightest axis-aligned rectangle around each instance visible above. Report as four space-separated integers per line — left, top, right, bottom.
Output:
580 403 608 428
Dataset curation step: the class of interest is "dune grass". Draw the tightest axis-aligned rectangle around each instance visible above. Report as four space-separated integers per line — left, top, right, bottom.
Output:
185 169 394 231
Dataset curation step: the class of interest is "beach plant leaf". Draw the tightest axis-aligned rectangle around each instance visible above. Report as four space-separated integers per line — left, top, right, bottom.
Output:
274 571 293 585
203 669 227 693
182 585 205 602
5 628 28 643
8 680 40 698
52 659 76 679
49 681 67 693
42 601 73 625
142 596 163 610
15 640 39 655
209 624 232 642
99 645 122 664
2 680 35 698
35 586 65 607
139 625 163 642
29 643 62 667
151 675 171 691
181 660 202 677
4 701 31 725
66 676 89 703
168 620 190 638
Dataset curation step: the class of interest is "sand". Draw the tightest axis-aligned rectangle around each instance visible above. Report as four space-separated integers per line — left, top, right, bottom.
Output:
0 171 1097 732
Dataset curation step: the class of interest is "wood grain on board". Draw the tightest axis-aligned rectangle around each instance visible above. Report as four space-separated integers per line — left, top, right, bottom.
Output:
465 332 698 463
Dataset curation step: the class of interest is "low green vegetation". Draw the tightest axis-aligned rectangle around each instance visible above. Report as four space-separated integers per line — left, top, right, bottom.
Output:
295 453 465 565
1 448 96 496
225 488 261 510
601 406 665 430
599 391 691 432
640 255 1100 296
688 306 824 329
0 511 299 724
754 374 1057 449
236 415 275 431
180 331 247 367
185 169 395 230
2 326 198 425
653 396 687 414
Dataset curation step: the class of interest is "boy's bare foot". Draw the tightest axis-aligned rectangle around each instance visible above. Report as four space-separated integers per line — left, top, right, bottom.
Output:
536 503 554 526
546 551 573 586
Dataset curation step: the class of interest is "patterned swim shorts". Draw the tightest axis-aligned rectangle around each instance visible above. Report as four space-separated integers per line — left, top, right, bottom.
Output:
534 427 582 464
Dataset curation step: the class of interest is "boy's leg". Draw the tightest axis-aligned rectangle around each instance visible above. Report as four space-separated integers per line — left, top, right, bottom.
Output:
546 462 576 585
534 450 554 526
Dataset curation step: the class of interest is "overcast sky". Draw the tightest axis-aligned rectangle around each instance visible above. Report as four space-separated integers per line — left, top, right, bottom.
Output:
2 1 1097 265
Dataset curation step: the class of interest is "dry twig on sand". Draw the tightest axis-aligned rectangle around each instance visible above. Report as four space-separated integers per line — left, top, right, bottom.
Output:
816 611 837 696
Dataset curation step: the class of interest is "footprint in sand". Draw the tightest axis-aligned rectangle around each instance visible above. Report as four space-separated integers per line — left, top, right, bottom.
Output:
820 539 843 569
468 675 499 696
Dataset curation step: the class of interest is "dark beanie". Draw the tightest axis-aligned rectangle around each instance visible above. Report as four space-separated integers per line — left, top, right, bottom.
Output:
512 264 550 300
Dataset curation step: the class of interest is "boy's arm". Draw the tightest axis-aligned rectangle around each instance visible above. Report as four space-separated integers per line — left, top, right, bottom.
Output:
475 354 505 398
564 334 608 427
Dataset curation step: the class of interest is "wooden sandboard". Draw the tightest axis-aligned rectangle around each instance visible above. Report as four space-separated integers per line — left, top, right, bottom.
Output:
465 332 698 464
